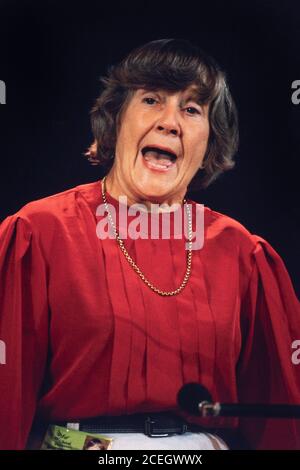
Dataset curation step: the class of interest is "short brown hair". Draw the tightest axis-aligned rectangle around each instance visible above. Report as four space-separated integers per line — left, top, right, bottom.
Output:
85 38 238 189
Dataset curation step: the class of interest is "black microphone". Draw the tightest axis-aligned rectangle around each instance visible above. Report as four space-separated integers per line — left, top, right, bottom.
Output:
177 383 300 418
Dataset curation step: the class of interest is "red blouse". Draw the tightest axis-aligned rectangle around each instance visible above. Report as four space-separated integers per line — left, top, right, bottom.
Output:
0 179 299 450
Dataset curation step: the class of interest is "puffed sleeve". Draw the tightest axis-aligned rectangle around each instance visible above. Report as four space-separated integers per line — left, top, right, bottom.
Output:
0 214 49 449
237 235 300 449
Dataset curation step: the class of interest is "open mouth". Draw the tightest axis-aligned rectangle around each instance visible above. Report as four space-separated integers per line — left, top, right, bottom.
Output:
141 146 178 171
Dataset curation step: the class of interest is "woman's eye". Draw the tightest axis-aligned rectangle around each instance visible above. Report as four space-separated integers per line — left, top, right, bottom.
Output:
142 97 157 105
185 106 201 115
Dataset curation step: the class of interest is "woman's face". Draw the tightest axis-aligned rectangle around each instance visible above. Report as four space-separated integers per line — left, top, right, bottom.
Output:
109 85 210 205
87 443 104 450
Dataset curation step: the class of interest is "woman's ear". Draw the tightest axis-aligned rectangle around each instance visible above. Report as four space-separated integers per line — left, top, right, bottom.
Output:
84 139 98 157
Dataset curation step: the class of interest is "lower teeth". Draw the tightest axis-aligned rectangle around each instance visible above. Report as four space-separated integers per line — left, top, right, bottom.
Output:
144 156 171 170
149 162 168 169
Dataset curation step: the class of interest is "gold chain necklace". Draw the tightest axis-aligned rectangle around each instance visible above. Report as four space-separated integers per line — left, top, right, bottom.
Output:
101 176 193 296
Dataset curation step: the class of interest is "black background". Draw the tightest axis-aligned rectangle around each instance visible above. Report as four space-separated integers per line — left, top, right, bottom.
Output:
0 0 299 294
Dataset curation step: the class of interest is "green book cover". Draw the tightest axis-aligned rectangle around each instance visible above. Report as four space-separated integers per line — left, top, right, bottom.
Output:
41 425 113 450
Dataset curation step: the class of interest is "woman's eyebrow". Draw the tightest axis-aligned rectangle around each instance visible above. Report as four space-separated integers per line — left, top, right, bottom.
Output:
138 88 205 106
184 92 202 104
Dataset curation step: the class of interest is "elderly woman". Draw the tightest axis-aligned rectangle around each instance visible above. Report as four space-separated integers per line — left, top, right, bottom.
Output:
0 39 299 450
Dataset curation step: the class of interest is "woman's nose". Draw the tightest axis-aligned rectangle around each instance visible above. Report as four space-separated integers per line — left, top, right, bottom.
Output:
155 104 181 136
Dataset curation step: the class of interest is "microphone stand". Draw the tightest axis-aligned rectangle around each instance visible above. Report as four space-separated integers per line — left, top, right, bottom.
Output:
199 401 300 418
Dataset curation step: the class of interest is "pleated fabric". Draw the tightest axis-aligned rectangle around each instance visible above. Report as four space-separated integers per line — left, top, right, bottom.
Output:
0 179 299 449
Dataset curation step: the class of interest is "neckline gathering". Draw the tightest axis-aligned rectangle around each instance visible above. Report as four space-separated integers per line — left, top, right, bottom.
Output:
100 178 190 216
